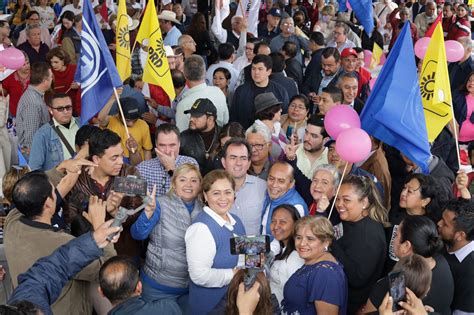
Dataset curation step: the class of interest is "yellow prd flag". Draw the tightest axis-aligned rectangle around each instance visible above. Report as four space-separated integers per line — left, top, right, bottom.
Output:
419 23 452 142
135 0 175 100
370 43 383 69
116 0 131 81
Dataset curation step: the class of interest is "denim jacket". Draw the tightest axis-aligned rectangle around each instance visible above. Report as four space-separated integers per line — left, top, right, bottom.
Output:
29 118 78 171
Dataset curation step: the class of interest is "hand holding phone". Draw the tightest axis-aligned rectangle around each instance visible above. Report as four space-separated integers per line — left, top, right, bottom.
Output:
388 271 406 312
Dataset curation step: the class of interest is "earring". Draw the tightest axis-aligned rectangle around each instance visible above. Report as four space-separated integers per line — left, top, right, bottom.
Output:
324 246 328 252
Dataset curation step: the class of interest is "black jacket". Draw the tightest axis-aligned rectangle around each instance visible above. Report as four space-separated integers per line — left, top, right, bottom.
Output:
180 126 221 175
285 57 304 88
230 80 290 129
301 67 342 96
304 49 324 83
270 72 299 100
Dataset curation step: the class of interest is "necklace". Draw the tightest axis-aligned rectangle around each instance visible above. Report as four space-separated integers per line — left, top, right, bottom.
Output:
199 127 217 159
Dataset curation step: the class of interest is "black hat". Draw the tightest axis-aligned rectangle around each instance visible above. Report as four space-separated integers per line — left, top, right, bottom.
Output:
184 98 217 117
254 92 282 114
121 97 140 120
324 138 336 147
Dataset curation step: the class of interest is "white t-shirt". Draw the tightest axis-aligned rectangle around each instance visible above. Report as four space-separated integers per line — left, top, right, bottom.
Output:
269 250 304 305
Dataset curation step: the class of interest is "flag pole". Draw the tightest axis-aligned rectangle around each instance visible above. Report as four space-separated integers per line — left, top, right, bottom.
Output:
328 161 348 220
449 107 462 170
112 87 135 154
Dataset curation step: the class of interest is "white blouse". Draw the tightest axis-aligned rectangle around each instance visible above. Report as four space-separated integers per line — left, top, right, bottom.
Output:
269 249 304 305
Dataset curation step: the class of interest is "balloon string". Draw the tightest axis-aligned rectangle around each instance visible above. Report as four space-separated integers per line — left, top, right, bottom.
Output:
328 161 348 220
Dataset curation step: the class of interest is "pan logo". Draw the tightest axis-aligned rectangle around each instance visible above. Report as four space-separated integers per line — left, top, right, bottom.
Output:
80 18 108 96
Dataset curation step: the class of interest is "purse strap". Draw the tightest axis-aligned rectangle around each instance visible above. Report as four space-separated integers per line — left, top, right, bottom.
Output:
49 120 75 157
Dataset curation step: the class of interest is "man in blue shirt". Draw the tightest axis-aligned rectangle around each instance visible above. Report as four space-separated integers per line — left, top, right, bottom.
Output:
158 10 182 46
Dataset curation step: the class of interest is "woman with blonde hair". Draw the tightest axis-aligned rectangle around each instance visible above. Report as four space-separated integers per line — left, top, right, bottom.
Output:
332 175 389 314
130 163 203 313
283 216 348 314
313 4 336 39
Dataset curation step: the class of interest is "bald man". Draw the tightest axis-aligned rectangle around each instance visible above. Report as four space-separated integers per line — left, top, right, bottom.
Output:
178 34 196 58
261 162 308 236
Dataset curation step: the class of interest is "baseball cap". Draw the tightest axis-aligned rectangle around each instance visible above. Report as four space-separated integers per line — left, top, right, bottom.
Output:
184 98 217 117
268 8 282 17
341 48 358 58
121 97 140 120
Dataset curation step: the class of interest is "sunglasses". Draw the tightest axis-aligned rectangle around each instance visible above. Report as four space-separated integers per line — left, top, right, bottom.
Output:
50 105 73 112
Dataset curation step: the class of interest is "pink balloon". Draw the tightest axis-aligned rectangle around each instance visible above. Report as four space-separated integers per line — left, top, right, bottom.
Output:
0 48 25 70
324 105 361 139
363 50 372 68
335 128 372 163
414 37 431 59
445 40 464 62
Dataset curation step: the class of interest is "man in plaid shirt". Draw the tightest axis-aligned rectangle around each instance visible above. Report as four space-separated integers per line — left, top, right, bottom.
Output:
137 123 198 198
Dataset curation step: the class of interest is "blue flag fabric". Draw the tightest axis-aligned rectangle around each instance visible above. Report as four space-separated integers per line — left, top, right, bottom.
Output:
360 22 431 174
348 0 374 36
18 147 28 167
338 0 347 12
79 0 122 125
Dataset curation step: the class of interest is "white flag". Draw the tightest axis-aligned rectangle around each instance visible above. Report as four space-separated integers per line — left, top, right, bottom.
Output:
235 0 259 37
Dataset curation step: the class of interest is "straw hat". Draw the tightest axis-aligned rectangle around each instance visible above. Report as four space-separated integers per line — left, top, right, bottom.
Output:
157 10 181 24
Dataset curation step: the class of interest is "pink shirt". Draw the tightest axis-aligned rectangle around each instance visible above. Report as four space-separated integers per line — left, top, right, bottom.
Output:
459 94 474 142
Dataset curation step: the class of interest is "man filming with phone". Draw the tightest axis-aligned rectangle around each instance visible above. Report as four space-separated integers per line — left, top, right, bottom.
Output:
66 128 154 258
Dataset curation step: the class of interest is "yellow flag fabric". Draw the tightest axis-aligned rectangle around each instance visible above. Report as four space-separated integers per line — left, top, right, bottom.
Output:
370 43 383 69
419 23 452 142
135 0 175 100
116 0 131 81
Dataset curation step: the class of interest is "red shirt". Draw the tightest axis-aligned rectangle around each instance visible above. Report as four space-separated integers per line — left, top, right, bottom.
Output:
2 72 29 117
52 64 81 116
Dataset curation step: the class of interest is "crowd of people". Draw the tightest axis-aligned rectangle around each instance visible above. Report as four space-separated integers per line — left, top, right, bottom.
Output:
0 0 473 314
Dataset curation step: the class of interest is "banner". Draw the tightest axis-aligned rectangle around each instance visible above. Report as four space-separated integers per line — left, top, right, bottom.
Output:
419 23 452 142
135 0 175 100
79 0 123 125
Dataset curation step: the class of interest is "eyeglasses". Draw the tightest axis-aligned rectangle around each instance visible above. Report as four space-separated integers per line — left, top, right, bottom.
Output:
333 31 344 36
289 103 307 111
250 143 267 151
50 105 73 112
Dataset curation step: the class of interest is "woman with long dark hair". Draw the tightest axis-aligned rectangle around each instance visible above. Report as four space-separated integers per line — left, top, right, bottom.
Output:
386 174 446 273
365 216 454 315
269 204 303 307
332 175 389 314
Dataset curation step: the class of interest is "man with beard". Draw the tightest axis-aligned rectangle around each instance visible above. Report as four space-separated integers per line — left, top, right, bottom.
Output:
284 115 328 205
437 198 474 314
180 98 220 175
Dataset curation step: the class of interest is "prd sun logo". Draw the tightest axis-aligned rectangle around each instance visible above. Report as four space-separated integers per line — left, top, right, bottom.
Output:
118 25 130 49
420 71 435 101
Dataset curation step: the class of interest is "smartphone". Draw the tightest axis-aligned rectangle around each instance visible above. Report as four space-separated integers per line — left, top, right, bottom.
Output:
113 176 147 196
244 254 262 269
388 271 406 312
229 235 270 255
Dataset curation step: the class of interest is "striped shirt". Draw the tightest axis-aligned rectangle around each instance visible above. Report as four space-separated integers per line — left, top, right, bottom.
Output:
17 85 50 151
